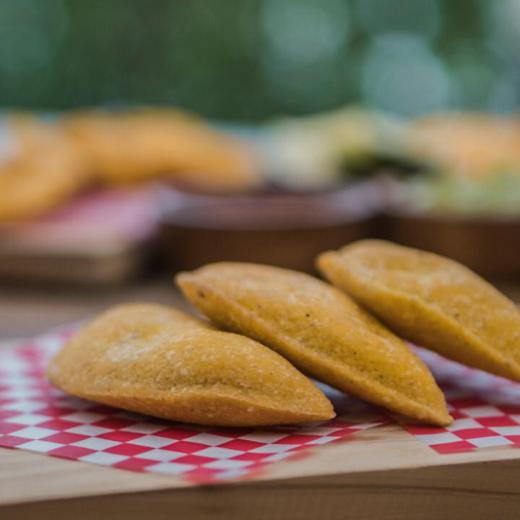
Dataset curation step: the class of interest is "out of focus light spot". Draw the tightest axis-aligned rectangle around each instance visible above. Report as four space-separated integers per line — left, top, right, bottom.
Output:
362 33 452 116
488 78 518 113
355 0 441 40
261 0 349 65
447 40 497 108
487 0 520 55
260 0 350 110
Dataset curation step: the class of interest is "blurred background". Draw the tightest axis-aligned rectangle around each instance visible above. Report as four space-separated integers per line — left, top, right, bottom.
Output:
2 0 520 117
2 0 520 337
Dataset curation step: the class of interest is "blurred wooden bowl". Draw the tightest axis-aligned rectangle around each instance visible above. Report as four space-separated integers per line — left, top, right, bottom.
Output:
386 210 520 279
160 186 379 273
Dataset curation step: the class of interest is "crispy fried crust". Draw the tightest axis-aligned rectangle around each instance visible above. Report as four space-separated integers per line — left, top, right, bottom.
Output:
47 303 333 426
176 264 451 426
318 240 520 382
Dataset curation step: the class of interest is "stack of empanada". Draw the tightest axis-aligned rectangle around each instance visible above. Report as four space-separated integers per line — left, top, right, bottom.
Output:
48 240 520 427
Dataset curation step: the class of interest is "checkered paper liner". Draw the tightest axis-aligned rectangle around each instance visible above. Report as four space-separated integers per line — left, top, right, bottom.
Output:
406 347 520 454
0 328 383 483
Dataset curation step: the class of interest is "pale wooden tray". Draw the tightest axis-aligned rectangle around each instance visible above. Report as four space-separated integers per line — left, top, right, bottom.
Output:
2 421 520 519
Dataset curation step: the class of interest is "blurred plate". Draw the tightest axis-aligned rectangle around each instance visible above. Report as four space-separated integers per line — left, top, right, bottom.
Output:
160 183 381 273
386 210 520 279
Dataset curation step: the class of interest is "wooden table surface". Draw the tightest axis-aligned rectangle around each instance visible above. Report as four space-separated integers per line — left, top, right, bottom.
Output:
0 274 190 341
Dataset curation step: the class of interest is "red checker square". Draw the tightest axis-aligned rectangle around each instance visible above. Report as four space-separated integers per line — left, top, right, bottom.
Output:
477 416 518 427
99 430 143 442
505 435 520 446
432 441 475 454
174 454 216 465
50 445 96 460
37 406 76 417
275 434 321 445
0 435 28 448
497 405 520 415
208 428 251 438
0 410 18 420
0 423 25 435
232 452 268 462
113 458 157 472
449 410 466 420
155 428 198 440
219 439 264 451
455 428 497 440
45 432 89 444
88 405 117 415
104 443 151 456
449 397 485 409
92 418 135 430
164 441 209 453
39 419 82 431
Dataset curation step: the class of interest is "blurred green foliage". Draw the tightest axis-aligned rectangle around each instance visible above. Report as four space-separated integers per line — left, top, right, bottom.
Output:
0 0 518 121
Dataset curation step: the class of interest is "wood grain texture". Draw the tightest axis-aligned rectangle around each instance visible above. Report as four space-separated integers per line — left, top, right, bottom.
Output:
3 458 520 520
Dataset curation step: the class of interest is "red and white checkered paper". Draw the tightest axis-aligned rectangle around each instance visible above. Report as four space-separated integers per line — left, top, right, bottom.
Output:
407 347 520 454
0 328 382 483
2 329 520 482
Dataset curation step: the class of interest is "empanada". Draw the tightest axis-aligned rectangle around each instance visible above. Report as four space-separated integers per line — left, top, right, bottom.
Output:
63 109 261 192
176 264 451 426
0 114 88 222
47 303 333 426
318 240 520 382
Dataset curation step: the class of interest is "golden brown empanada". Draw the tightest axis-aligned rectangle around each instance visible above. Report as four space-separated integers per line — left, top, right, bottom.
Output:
176 264 451 426
318 240 520 382
47 303 333 426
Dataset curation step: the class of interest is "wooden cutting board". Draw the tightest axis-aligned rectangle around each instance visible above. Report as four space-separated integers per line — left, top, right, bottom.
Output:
2 422 520 520
2 272 520 518
0 188 159 285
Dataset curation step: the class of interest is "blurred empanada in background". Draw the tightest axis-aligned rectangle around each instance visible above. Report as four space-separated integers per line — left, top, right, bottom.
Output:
177 263 451 426
47 303 334 426
405 113 520 180
63 108 261 192
0 114 89 222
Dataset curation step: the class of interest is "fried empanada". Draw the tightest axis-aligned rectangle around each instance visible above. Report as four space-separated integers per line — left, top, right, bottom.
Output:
318 240 520 382
63 109 261 192
47 303 333 426
176 264 451 426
